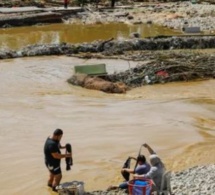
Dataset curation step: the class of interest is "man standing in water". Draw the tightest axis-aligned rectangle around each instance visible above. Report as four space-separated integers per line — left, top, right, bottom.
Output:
44 129 71 192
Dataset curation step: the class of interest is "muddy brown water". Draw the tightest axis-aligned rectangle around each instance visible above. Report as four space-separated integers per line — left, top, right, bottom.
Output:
0 23 214 195
0 56 215 195
0 23 181 50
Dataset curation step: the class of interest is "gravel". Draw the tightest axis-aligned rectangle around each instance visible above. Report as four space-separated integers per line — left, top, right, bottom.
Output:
58 164 215 195
171 164 215 195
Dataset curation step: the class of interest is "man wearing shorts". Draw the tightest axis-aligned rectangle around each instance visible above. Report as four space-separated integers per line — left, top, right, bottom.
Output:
44 129 71 192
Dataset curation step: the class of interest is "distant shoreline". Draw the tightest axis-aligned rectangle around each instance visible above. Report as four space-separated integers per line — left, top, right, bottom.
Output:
0 1 215 35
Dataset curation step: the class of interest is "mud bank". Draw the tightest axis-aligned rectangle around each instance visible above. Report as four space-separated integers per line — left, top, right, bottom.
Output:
1 36 215 59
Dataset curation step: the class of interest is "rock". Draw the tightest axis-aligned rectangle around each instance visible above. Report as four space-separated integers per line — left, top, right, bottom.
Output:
146 20 152 24
127 15 134 20
129 32 141 39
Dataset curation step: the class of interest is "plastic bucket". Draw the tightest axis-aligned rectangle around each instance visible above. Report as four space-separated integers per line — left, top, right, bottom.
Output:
128 179 152 195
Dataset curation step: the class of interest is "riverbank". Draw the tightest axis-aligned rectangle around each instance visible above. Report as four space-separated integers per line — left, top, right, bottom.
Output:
69 1 215 34
0 1 215 35
0 1 215 195
84 164 215 195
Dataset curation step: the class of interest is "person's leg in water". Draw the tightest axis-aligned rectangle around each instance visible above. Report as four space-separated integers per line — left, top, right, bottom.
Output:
49 165 62 191
52 173 62 191
47 172 54 187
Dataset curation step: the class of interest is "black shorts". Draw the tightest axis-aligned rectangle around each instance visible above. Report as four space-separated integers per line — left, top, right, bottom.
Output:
45 161 62 175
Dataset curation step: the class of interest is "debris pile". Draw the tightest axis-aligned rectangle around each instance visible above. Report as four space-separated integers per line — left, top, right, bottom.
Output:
106 53 215 87
67 52 215 93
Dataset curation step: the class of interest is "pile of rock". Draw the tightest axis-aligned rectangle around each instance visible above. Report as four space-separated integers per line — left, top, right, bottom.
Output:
171 164 215 195
65 1 215 34
160 2 215 33
85 189 127 195
1 36 215 59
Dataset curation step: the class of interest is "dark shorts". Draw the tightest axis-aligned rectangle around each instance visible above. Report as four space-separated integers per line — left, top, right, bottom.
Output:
45 161 62 175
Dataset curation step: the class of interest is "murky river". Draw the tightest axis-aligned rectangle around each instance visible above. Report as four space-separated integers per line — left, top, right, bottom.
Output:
0 23 181 50
0 23 215 195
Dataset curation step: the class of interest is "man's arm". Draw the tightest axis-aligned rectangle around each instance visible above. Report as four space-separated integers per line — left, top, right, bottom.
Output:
59 143 66 149
143 143 156 155
130 156 137 161
133 173 145 179
51 152 71 159
122 168 134 174
133 167 155 179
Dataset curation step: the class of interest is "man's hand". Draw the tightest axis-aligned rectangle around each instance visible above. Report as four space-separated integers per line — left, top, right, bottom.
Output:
142 143 155 154
133 174 141 179
66 153 72 158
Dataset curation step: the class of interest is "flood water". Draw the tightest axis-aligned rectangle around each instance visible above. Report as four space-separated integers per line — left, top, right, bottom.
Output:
0 23 215 195
0 23 181 50
0 56 215 195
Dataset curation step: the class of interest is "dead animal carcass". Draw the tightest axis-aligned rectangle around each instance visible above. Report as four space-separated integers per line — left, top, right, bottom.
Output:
68 74 127 94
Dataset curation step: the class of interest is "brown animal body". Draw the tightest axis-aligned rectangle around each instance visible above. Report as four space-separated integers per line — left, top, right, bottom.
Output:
68 74 127 94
